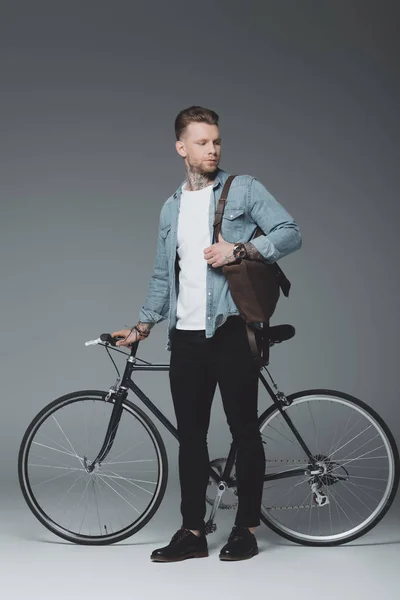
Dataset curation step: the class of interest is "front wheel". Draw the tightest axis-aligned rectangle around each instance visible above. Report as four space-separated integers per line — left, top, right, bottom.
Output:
18 390 168 545
259 389 399 546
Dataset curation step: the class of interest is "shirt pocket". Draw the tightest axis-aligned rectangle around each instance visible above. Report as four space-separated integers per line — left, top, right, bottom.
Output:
221 208 246 241
161 224 172 239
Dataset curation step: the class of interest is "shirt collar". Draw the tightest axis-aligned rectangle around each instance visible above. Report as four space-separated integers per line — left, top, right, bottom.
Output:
173 167 225 198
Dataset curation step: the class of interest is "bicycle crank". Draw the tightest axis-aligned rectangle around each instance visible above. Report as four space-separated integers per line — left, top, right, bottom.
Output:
206 458 238 510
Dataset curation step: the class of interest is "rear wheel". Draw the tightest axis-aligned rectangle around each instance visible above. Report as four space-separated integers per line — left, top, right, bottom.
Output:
259 389 399 546
18 390 168 545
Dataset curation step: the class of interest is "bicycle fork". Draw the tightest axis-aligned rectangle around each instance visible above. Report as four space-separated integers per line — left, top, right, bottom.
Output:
84 387 127 472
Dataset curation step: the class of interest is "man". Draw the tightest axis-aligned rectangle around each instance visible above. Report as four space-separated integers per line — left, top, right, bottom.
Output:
112 106 302 562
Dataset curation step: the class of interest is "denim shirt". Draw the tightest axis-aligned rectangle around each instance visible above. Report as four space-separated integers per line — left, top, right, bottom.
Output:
138 168 302 351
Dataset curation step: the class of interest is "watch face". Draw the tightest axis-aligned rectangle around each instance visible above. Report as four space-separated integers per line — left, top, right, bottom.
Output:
234 244 246 259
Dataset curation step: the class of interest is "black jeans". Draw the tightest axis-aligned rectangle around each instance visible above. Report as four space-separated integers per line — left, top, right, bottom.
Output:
169 315 266 530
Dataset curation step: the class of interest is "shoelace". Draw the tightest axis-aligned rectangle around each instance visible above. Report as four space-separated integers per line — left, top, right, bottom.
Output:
170 528 192 544
228 526 252 541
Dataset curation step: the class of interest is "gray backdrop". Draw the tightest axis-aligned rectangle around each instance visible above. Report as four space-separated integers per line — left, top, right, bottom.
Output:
1 0 399 501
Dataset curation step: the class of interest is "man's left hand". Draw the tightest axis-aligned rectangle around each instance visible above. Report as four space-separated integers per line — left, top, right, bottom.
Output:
203 233 236 268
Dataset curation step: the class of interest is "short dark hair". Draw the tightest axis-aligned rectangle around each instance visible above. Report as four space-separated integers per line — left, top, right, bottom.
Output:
174 105 219 140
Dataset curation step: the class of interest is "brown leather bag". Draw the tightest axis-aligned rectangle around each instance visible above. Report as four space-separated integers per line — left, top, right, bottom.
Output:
213 175 291 367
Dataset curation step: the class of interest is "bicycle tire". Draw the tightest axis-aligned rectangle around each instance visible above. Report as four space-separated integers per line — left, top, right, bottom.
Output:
18 390 169 545
258 388 399 546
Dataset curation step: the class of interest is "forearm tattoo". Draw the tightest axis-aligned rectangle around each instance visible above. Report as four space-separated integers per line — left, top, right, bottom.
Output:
134 321 154 338
224 242 265 264
137 321 154 332
243 242 265 261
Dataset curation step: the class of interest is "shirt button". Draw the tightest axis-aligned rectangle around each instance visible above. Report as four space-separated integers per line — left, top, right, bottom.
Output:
230 214 233 218
208 292 211 295
208 316 211 320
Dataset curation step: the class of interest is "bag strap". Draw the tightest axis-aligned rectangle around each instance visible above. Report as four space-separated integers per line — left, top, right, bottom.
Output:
212 174 236 243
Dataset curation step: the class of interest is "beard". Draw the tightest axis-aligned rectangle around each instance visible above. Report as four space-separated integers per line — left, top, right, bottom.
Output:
184 157 219 190
187 157 219 176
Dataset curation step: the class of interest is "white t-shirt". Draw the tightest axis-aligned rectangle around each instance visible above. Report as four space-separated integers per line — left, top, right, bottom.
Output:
176 182 214 330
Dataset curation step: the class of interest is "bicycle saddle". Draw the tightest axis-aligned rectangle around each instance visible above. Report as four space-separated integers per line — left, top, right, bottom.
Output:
268 324 295 345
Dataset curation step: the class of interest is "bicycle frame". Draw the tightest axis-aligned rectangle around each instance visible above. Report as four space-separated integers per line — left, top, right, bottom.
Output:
89 340 316 486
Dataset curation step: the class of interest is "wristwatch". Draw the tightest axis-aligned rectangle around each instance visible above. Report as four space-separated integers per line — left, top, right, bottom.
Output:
233 242 247 260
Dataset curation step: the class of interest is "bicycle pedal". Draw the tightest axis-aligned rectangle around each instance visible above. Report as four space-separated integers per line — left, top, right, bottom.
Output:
204 521 217 535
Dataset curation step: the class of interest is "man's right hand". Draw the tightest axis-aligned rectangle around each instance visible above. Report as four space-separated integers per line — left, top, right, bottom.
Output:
111 328 142 347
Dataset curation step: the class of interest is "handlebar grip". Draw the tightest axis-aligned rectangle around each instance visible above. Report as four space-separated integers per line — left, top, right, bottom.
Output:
100 333 130 346
100 333 117 345
100 333 140 348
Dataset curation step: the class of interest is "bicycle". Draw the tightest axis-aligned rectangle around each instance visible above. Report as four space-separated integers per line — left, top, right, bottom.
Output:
18 323 399 547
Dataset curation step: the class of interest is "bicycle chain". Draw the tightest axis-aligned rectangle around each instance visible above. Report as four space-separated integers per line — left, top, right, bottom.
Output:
208 458 322 511
265 459 307 463
267 504 317 510
265 459 323 510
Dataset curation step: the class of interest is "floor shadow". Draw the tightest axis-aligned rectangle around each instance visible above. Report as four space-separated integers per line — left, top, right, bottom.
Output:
14 534 166 547
259 539 400 548
19 530 400 549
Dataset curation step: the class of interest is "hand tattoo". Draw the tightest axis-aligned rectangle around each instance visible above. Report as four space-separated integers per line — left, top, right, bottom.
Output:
224 251 236 264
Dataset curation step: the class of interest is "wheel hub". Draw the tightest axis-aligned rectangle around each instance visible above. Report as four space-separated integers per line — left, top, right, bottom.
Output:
309 454 349 487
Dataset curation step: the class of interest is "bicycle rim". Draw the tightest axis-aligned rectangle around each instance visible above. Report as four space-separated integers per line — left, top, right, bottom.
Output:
259 391 399 545
18 392 167 544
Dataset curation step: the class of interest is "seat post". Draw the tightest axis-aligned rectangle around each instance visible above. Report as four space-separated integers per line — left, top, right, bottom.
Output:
259 366 292 407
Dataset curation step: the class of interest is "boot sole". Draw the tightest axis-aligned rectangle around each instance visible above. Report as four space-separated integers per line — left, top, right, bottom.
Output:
151 551 209 562
219 546 259 561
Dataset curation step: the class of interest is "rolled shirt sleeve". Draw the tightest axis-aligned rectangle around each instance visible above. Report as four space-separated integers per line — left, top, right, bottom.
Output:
248 178 302 263
138 209 171 324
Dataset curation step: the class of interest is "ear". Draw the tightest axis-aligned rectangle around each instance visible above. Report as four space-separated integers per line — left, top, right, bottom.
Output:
175 140 186 158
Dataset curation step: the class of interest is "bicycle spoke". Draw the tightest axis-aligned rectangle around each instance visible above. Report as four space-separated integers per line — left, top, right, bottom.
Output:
52 415 85 468
31 468 84 488
327 414 363 459
331 445 385 472
104 440 147 464
37 432 78 456
308 402 319 457
20 394 165 543
95 473 142 514
261 423 298 447
327 424 373 460
32 441 81 461
100 470 155 495
260 393 396 543
333 433 381 464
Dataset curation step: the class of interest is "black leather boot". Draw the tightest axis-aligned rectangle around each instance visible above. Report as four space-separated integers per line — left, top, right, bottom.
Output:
219 526 259 561
150 528 209 562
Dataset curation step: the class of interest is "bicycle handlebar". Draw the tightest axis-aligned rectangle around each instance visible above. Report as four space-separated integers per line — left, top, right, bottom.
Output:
100 333 123 346
85 333 140 355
